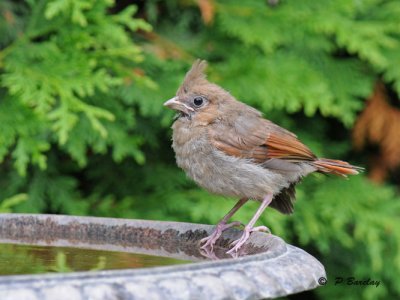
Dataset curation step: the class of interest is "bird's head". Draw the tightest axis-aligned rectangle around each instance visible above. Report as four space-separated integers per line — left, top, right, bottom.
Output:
164 59 229 123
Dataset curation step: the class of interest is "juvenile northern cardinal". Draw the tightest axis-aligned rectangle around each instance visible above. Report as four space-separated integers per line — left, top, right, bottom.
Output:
164 60 362 255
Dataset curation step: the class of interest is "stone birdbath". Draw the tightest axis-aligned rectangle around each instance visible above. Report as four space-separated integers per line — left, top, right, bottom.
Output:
0 214 326 299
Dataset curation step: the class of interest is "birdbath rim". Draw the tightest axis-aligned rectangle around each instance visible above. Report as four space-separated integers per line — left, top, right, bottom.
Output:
0 213 326 300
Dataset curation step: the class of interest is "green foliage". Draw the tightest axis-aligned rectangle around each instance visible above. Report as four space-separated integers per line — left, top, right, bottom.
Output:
1 0 400 299
0 193 27 213
0 0 152 175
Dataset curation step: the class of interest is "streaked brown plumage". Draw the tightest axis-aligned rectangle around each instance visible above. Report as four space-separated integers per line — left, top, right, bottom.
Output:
164 59 362 255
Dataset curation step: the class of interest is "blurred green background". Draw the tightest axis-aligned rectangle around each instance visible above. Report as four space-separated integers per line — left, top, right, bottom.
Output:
1 0 400 299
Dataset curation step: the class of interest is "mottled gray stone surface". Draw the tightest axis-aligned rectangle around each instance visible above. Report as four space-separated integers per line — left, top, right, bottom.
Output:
0 214 326 299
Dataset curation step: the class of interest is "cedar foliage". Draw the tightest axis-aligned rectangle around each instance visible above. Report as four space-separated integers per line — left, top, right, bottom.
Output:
1 1 400 299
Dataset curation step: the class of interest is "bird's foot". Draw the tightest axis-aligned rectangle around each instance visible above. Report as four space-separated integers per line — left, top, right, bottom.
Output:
200 221 243 251
226 225 270 255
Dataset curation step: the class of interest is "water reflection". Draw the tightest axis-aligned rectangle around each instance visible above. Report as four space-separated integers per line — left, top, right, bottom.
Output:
0 215 274 273
0 243 191 276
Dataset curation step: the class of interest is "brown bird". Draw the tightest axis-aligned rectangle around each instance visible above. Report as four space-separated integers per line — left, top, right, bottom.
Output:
164 60 362 255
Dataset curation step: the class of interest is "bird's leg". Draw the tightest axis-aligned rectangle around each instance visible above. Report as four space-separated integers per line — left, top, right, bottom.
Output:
226 193 273 255
200 198 248 251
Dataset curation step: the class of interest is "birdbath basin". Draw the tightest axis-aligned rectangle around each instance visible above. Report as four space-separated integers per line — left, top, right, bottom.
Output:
0 214 326 299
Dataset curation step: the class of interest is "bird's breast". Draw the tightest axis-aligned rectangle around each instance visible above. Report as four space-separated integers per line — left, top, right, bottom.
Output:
171 122 213 177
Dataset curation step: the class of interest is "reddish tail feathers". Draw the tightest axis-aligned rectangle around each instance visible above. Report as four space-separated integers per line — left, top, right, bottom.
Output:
313 158 363 177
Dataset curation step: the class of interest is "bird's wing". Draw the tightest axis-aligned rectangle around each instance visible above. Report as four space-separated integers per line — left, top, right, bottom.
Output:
209 115 316 163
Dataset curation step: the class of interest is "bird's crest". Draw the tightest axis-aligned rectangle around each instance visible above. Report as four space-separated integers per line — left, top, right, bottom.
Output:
180 59 208 93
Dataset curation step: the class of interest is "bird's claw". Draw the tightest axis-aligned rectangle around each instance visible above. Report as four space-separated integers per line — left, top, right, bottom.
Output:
200 221 243 251
226 225 270 255
199 247 219 260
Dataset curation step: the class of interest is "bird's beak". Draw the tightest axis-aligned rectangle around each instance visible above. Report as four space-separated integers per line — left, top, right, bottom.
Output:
163 97 180 108
163 97 194 115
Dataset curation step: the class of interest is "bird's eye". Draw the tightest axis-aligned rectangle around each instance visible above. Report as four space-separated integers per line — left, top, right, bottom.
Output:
193 96 205 107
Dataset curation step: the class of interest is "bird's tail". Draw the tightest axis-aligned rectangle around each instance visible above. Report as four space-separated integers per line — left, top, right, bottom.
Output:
313 158 363 177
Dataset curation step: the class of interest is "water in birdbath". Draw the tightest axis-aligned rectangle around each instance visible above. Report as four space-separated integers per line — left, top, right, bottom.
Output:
0 214 260 277
0 243 191 276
